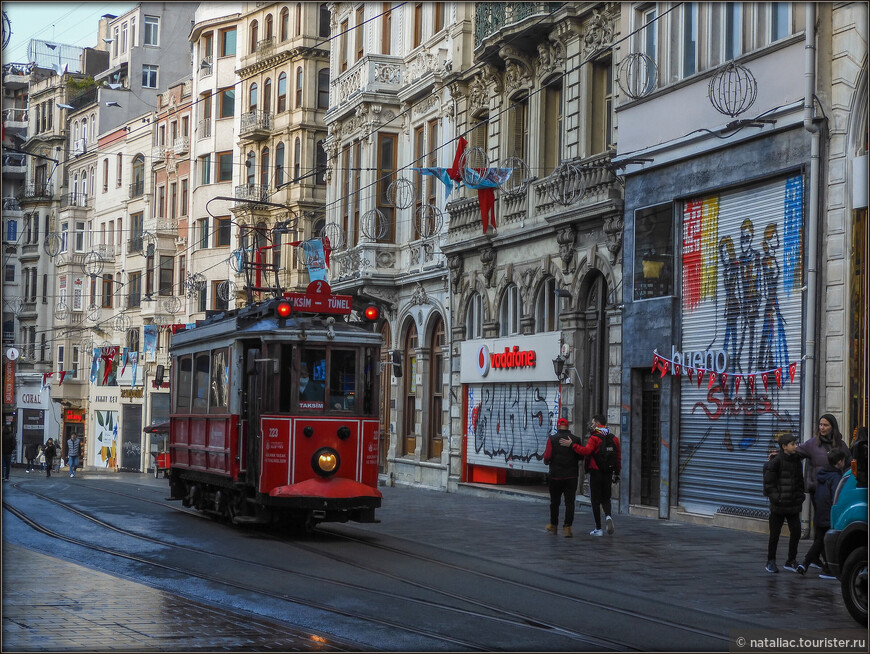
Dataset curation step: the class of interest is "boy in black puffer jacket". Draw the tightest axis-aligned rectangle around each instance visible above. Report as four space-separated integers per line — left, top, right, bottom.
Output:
797 449 846 577
763 433 805 573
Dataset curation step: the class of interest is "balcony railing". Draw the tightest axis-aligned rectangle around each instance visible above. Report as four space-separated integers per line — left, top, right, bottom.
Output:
127 234 144 254
2 108 28 124
172 136 190 154
2 197 22 212
18 183 53 201
60 192 88 208
331 54 404 108
94 243 115 260
239 111 272 140
69 87 98 111
198 118 212 139
234 184 269 204
474 2 562 47
129 181 145 199
198 56 213 79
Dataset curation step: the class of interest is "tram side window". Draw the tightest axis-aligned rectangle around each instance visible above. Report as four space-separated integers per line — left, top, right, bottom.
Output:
329 349 356 411
176 355 192 412
209 347 229 412
192 352 210 412
299 348 326 410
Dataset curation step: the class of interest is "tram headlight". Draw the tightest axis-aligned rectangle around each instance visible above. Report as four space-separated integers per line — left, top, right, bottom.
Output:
312 447 340 477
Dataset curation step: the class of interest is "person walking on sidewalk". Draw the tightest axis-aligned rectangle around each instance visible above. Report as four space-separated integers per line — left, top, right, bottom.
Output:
543 417 584 537
573 414 621 537
37 444 45 471
43 439 57 478
797 449 846 578
2 427 15 481
24 442 38 473
762 433 805 573
67 433 82 478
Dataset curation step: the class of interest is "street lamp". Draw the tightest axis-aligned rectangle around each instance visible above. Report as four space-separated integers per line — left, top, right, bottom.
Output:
553 353 566 421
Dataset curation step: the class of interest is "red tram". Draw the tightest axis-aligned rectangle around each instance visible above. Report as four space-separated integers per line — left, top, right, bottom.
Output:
166 286 383 530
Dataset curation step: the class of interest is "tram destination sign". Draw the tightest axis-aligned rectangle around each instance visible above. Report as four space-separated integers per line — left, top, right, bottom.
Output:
283 281 353 315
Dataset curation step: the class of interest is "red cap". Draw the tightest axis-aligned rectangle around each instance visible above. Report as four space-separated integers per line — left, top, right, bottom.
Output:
556 418 569 429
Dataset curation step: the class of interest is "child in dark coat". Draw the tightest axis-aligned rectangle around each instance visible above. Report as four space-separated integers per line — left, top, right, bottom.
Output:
797 449 846 577
762 433 805 573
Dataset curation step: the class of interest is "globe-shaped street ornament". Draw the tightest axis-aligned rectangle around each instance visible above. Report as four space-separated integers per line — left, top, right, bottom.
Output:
415 204 444 239
387 177 416 210
320 223 346 251
360 208 388 241
709 62 757 117
616 52 658 100
547 161 585 206
501 156 530 196
82 251 104 277
459 146 489 186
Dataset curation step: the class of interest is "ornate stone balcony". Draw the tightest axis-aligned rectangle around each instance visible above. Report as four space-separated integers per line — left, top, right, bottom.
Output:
329 54 404 116
239 111 272 141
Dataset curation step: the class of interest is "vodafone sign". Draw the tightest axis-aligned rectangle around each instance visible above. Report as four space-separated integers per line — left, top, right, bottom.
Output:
461 333 561 384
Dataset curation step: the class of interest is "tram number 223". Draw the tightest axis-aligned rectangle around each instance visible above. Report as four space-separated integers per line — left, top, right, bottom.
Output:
267 427 279 439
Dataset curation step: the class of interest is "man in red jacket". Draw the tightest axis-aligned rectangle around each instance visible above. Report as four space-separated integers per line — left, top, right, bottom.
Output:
573 414 622 536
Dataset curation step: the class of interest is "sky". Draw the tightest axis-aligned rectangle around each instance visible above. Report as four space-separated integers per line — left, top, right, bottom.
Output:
2 2 136 66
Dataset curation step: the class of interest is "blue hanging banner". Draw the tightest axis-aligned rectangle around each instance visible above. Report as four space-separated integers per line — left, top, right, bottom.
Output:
143 325 158 358
302 238 328 282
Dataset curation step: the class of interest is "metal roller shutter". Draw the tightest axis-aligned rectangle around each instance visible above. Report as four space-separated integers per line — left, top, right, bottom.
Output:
677 174 804 515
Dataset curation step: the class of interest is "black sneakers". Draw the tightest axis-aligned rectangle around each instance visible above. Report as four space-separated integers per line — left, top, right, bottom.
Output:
783 560 798 572
765 560 779 573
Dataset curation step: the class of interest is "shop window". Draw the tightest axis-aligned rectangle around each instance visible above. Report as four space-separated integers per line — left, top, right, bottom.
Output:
466 292 483 339
535 277 559 332
498 284 521 336
634 203 674 300
402 325 418 455
427 316 444 459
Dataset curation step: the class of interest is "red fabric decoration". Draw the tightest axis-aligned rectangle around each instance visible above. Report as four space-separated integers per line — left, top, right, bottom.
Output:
720 373 728 388
322 235 331 268
652 354 660 373
734 375 741 394
697 369 705 388
58 371 67 385
687 367 694 382
101 347 118 385
748 375 755 393
775 368 782 388
788 362 797 383
447 137 467 182
761 372 769 391
707 371 716 389
478 188 497 234
659 360 669 378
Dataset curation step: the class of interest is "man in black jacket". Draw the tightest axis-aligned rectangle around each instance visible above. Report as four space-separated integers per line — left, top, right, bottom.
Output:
543 418 583 537
763 433 805 573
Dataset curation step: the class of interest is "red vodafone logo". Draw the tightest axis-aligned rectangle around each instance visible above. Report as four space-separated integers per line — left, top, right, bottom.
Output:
477 345 491 377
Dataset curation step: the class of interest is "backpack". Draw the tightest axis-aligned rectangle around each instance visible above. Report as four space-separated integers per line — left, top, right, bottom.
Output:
594 432 619 474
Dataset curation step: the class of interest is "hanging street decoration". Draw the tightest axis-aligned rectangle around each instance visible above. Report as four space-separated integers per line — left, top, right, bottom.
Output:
41 371 71 390
412 137 514 235
650 348 799 392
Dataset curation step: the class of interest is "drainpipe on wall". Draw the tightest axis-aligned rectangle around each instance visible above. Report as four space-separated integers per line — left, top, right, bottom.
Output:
801 2 822 533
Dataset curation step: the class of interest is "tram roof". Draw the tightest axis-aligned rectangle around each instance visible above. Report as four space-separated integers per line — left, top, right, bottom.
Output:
169 301 383 353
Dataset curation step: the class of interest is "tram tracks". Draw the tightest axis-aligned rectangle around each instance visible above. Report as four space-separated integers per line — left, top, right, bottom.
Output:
4 479 638 651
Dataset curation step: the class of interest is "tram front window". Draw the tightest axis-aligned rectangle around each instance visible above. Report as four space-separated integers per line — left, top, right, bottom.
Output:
299 349 326 410
329 350 356 410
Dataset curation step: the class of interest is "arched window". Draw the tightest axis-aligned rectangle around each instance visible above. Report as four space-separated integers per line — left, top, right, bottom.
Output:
132 154 145 195
319 3 330 37
263 78 272 113
246 151 256 185
498 284 521 336
317 68 329 109
294 137 301 179
465 293 483 339
82 117 88 143
295 3 302 36
295 66 303 108
260 147 270 188
265 14 273 40
81 170 88 204
277 72 287 112
102 158 109 192
73 121 79 141
250 20 258 53
275 142 285 187
535 277 560 332
427 315 444 460
90 113 96 139
402 323 418 456
249 82 258 111
280 7 289 41
73 173 79 201
315 138 326 185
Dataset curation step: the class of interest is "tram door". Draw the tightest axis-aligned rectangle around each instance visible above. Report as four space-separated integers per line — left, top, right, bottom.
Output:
243 345 262 483
639 372 661 507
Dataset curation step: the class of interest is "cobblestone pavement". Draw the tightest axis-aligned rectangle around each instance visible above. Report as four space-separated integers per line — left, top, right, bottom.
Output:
1 542 360 652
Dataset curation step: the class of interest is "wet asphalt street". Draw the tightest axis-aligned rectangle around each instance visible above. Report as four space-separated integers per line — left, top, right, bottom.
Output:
1 467 866 652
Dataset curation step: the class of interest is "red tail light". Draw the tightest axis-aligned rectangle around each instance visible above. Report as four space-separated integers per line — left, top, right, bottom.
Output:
363 304 380 321
276 301 292 318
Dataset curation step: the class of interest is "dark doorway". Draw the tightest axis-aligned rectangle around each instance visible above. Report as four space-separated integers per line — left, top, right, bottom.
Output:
640 372 661 507
121 405 143 471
